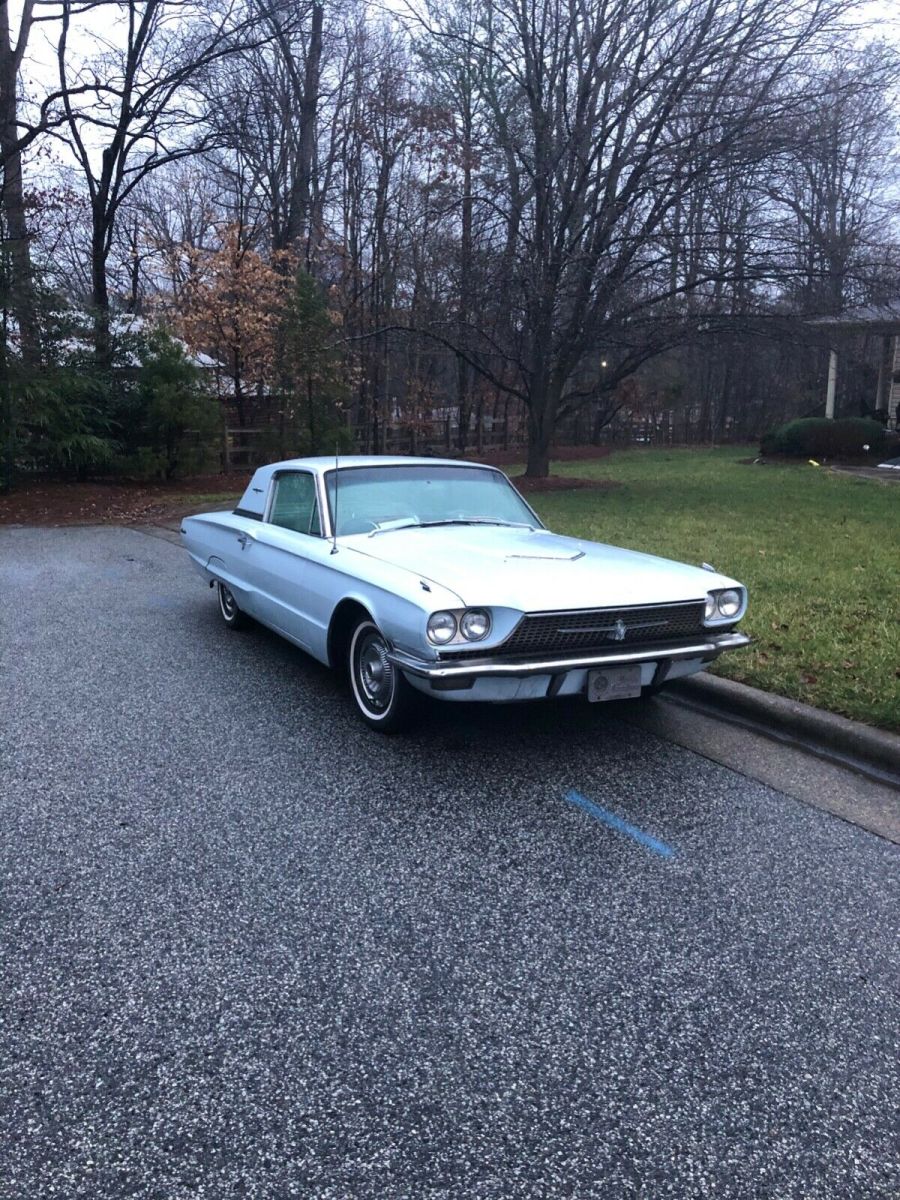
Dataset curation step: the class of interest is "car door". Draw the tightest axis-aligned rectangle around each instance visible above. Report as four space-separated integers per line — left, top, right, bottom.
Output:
246 470 331 650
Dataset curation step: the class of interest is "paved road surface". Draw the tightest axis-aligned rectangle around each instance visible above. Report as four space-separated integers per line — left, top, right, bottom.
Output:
1 526 897 1199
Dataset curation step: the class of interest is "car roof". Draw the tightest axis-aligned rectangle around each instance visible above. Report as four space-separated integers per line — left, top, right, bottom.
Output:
265 455 495 473
234 456 501 518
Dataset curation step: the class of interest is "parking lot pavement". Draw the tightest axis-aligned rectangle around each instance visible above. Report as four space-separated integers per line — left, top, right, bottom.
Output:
2 526 898 1200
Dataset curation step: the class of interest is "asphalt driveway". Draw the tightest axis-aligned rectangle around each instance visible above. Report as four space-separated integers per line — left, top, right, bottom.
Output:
1 526 898 1199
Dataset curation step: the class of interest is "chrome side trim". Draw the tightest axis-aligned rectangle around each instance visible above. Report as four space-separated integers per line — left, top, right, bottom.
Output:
388 632 751 679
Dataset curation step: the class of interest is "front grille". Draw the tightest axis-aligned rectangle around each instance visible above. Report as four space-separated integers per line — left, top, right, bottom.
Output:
441 601 708 661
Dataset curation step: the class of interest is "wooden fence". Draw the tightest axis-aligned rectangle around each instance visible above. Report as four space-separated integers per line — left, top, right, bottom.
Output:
221 418 528 469
220 412 696 471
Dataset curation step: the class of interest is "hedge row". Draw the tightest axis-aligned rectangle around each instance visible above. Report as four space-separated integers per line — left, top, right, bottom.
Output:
760 417 897 459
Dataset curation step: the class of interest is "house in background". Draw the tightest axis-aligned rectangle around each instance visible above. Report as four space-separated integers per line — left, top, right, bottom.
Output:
810 302 900 428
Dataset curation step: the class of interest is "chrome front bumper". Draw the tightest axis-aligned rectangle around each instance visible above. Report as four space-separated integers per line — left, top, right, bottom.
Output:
388 631 751 681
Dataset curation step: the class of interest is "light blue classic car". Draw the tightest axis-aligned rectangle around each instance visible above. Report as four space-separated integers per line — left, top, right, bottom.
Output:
181 457 749 731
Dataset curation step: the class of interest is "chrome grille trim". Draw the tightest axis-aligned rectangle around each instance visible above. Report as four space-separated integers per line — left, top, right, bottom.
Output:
440 601 708 661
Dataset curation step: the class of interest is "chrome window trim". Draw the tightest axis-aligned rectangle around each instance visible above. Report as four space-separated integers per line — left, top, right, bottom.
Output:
321 462 545 536
316 470 333 540
266 469 324 538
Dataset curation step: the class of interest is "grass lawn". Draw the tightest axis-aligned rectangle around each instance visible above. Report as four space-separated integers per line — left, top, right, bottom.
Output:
519 448 899 732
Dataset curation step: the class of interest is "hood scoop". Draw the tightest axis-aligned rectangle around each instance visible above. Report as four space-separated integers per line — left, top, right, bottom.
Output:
506 548 585 562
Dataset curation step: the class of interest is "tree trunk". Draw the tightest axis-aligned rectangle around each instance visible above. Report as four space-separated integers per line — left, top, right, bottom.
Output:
455 104 473 454
91 206 111 366
525 423 551 477
525 384 557 477
126 216 140 313
286 2 323 261
0 17 40 366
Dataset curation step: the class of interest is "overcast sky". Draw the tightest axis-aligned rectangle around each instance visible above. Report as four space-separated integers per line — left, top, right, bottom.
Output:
14 0 900 81
10 0 900 183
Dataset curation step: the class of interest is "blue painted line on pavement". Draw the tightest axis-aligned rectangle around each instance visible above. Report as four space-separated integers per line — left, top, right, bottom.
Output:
564 790 676 859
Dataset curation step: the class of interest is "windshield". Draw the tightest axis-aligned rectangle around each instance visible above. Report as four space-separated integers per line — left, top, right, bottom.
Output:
325 465 539 537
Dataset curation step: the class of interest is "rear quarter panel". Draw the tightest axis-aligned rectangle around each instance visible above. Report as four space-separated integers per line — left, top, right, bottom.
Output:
181 512 261 610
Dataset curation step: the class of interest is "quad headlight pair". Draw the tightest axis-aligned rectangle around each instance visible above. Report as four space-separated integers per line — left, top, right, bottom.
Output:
704 588 743 623
427 608 491 645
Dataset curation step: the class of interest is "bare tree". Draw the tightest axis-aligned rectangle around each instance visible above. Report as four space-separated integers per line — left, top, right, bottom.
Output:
0 0 79 361
11 0 899 470
768 43 899 316
54 0 265 361
407 0 857 473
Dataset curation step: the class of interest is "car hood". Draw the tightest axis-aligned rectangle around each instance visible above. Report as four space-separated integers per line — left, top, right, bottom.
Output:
346 525 738 610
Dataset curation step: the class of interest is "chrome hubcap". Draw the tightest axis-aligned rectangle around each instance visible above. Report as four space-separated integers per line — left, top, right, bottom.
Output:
219 585 236 618
358 632 393 711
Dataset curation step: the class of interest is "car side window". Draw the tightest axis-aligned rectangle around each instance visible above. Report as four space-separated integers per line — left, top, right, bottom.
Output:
269 472 322 536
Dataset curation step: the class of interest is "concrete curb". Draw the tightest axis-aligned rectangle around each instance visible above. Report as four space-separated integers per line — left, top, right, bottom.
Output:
669 673 900 787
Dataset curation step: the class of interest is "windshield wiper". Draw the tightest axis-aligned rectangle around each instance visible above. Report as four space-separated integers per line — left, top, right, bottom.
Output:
368 516 534 537
368 517 420 535
423 517 535 529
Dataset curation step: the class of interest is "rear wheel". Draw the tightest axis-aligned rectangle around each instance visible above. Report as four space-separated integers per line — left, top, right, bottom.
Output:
349 618 414 732
217 581 248 629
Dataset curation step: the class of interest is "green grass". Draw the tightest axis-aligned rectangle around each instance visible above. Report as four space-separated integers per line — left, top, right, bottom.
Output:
518 448 899 731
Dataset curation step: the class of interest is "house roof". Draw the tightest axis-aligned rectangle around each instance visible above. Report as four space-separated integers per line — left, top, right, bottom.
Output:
807 301 900 333
4 310 223 370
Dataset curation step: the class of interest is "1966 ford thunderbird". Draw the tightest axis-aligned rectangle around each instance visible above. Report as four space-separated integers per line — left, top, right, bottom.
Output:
181 456 750 731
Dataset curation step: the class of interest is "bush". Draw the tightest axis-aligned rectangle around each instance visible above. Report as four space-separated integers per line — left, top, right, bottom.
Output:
761 417 892 459
12 366 118 477
114 330 220 479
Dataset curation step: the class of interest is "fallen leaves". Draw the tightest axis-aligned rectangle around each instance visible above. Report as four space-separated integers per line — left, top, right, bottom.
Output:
0 477 247 526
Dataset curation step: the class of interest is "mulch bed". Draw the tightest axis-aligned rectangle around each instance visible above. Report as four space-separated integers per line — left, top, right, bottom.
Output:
0 453 619 525
471 444 612 466
0 475 248 526
512 474 619 493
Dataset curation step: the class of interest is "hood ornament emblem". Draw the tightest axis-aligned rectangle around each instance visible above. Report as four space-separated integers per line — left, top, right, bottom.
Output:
611 619 627 642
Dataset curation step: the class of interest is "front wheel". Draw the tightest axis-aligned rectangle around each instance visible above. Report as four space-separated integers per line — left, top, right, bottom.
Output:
348 619 414 732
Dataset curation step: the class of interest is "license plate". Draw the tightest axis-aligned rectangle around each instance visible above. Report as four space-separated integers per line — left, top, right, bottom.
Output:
587 665 643 702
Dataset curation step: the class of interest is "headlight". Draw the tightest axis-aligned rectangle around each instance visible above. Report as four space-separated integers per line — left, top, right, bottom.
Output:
427 611 457 644
460 609 491 641
705 588 743 623
716 589 742 618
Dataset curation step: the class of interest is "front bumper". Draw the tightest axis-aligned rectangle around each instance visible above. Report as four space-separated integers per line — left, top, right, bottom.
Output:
389 631 750 701
389 631 750 682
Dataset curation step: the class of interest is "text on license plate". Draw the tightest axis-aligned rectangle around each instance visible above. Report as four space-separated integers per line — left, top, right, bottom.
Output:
587 665 643 702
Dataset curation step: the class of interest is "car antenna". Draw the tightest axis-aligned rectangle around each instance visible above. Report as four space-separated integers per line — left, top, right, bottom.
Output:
331 444 339 555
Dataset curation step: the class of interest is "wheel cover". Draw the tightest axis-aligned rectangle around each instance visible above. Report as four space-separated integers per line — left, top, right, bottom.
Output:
219 584 237 618
356 630 394 712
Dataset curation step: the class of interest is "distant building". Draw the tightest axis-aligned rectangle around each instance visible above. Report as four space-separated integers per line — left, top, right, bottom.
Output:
809 302 900 428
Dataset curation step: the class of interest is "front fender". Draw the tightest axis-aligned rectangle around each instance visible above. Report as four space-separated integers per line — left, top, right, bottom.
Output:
330 584 437 663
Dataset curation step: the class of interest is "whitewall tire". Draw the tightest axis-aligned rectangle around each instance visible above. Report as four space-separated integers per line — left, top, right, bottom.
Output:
349 619 414 732
217 581 248 629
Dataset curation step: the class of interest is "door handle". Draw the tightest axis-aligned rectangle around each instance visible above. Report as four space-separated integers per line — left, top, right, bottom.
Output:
237 531 255 549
